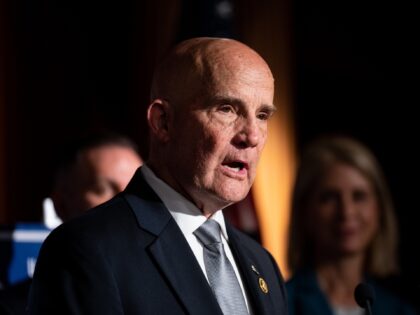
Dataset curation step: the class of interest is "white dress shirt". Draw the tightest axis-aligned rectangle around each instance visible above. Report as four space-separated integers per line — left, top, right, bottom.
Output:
141 165 252 314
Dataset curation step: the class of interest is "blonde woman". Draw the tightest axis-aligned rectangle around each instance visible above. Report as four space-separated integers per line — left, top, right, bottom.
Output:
286 136 416 315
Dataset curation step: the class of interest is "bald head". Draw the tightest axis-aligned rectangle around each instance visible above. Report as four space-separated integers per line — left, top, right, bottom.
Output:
151 37 274 106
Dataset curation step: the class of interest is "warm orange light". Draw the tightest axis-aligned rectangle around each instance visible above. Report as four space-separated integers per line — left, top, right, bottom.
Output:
252 99 295 279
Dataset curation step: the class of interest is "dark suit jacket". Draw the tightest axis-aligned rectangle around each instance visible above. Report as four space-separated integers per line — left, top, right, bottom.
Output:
286 269 417 315
28 169 288 314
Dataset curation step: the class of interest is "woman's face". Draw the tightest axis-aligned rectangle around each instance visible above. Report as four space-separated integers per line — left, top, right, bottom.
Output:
306 162 380 259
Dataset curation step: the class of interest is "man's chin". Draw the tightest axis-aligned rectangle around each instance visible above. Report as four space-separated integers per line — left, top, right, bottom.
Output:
194 180 250 210
215 187 249 206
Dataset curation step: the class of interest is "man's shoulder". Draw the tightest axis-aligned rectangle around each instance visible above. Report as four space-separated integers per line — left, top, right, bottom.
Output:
45 194 132 245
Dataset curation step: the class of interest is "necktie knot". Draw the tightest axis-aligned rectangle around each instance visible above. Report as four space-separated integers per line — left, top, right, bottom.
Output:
194 219 222 246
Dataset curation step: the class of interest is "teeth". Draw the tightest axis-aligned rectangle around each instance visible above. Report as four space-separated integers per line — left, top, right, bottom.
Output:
226 164 241 172
223 161 245 172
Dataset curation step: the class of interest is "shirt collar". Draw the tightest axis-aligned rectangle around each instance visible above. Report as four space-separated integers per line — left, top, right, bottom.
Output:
140 164 229 240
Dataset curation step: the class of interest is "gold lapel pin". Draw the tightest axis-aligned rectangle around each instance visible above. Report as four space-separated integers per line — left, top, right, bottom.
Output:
258 277 269 294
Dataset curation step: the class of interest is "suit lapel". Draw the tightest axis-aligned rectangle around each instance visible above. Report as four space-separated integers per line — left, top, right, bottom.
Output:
227 225 275 315
124 169 222 315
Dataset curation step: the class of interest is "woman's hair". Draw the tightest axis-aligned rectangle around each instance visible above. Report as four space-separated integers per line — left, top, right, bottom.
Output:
287 135 399 277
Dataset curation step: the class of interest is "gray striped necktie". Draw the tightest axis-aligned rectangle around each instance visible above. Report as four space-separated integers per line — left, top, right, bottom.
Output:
194 219 249 315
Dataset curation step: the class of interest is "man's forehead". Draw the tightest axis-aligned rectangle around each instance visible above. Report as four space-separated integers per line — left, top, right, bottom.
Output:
151 37 273 106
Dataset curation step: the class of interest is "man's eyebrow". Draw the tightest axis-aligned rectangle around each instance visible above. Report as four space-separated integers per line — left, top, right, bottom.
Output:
260 104 277 114
212 96 277 112
211 95 242 105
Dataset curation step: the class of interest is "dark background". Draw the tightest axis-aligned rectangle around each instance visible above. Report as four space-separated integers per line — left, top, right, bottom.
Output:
1 0 418 307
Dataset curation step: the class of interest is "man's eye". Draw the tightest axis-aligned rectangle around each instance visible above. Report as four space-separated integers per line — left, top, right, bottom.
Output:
257 111 271 120
90 184 107 195
257 113 268 120
218 105 235 113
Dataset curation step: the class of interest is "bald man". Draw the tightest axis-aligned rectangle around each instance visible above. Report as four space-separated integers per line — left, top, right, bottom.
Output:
28 38 288 314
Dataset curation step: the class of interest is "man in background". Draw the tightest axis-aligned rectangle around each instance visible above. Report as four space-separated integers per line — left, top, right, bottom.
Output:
51 132 143 222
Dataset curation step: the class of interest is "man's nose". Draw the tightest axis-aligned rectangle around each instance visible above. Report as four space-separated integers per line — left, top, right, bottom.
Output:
232 118 261 149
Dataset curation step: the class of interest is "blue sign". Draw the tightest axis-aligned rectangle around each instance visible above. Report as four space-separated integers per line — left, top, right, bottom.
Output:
0 223 51 287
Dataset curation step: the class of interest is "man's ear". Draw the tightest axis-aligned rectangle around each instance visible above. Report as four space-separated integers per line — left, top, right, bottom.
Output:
147 99 171 142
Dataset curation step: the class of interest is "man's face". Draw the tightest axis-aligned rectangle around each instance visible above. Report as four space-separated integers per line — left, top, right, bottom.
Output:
54 144 142 221
167 58 275 214
77 145 142 210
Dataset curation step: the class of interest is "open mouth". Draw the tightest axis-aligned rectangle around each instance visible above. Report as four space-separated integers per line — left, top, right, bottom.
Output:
222 160 248 172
